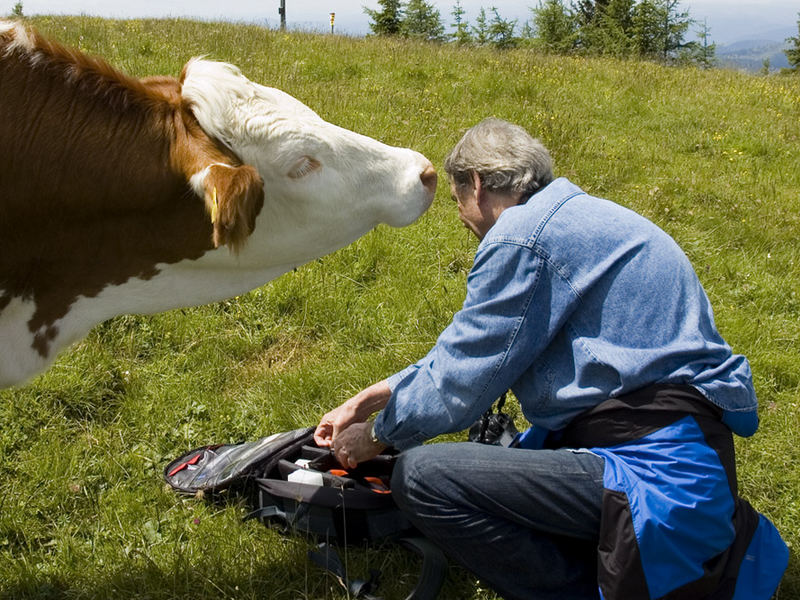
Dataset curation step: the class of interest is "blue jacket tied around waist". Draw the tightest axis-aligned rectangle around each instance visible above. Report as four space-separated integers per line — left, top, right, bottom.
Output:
556 385 788 599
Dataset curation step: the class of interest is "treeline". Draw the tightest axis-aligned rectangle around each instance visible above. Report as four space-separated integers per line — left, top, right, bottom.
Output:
365 0 716 67
786 12 800 73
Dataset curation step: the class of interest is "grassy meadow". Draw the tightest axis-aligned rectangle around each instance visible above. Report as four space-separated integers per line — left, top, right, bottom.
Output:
1 15 799 599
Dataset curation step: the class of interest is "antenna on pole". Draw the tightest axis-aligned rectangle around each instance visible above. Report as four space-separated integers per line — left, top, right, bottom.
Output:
278 0 286 30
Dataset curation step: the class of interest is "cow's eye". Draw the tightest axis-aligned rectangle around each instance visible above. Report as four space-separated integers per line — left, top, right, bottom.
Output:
288 156 321 179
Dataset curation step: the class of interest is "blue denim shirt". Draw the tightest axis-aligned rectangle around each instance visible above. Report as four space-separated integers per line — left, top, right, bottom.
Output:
375 178 758 450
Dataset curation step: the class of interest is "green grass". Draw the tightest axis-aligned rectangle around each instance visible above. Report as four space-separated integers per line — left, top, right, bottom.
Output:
1 15 799 598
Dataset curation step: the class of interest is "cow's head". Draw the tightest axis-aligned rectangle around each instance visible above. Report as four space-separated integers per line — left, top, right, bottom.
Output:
180 59 437 263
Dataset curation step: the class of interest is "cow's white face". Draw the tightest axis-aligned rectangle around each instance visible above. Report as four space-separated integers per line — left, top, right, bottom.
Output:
181 60 437 265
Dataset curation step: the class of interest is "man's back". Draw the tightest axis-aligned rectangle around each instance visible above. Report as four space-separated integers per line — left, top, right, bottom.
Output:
484 178 757 435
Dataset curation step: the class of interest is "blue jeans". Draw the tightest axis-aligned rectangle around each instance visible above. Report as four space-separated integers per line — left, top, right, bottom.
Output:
391 442 605 600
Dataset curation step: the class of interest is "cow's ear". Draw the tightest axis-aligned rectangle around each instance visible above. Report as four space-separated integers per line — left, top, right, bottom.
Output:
201 164 264 253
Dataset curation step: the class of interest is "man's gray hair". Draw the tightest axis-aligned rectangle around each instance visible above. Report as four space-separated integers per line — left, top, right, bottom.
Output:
444 118 554 198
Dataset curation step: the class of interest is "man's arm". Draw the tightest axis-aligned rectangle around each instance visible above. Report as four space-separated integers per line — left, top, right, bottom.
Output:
374 240 578 449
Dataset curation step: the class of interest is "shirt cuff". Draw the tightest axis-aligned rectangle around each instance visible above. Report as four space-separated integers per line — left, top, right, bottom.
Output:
375 363 427 451
372 413 427 451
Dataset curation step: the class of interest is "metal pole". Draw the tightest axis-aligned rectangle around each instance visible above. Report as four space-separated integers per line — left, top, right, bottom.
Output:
279 0 286 30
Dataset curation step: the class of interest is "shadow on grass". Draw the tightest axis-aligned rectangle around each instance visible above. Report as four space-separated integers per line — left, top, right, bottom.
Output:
0 545 489 600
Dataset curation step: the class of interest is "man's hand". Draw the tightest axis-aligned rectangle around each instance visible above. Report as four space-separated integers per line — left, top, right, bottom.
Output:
314 401 360 448
314 380 393 466
330 421 387 469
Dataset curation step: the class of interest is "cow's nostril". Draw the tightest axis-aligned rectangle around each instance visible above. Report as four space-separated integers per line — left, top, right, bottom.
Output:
420 165 438 194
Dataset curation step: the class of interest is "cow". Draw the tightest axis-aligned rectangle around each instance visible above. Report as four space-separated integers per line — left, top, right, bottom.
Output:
0 20 437 388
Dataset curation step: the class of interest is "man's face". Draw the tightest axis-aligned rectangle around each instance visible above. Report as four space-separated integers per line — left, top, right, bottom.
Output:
450 179 485 239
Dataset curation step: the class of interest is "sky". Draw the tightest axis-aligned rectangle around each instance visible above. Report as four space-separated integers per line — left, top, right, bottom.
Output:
5 0 799 45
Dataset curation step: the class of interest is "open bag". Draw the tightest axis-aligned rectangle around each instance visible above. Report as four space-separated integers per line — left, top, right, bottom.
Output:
164 427 448 600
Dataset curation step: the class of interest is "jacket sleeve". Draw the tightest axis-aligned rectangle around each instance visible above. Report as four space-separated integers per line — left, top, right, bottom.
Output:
374 240 579 450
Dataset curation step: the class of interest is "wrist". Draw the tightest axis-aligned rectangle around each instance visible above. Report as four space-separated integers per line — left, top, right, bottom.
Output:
369 420 380 444
368 420 388 452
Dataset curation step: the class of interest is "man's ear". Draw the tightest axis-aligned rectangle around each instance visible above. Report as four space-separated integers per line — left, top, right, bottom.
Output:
470 170 484 204
200 164 264 253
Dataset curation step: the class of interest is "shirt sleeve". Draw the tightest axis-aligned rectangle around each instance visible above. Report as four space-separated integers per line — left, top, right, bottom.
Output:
374 239 579 450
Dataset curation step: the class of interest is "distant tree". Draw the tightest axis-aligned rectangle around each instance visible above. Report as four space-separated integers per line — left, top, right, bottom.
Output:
687 19 716 69
572 0 633 55
487 6 518 49
593 0 635 56
449 0 472 44
572 0 609 29
785 13 800 72
632 0 691 62
472 7 491 45
760 58 771 75
604 0 633 31
364 0 404 36
529 0 578 53
662 0 693 60
11 2 24 17
631 0 662 56
520 17 535 41
401 0 445 41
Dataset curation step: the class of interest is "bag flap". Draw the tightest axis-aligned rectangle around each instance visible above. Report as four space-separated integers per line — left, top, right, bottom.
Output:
164 427 314 494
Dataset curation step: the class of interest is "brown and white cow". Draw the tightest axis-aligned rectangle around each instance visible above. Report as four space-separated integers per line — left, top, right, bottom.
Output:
0 20 437 388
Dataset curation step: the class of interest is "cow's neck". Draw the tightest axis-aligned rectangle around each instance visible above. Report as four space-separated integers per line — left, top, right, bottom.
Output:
0 68 216 359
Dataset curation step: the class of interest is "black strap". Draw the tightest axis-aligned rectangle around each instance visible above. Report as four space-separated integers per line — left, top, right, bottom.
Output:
309 536 448 600
398 536 449 600
308 542 383 599
242 503 312 533
243 505 290 524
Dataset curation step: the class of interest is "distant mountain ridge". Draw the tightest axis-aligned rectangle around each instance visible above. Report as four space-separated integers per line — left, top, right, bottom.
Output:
716 39 792 72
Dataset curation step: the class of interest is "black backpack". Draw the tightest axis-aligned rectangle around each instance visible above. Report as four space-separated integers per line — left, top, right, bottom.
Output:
164 427 448 600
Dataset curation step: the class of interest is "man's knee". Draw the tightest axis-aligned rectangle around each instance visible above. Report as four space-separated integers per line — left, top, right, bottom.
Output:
391 445 448 513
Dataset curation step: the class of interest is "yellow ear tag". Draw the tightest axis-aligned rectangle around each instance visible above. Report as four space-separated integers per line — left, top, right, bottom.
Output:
210 187 218 224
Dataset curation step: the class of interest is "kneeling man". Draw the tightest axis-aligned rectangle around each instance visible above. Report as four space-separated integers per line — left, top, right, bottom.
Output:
315 118 787 600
